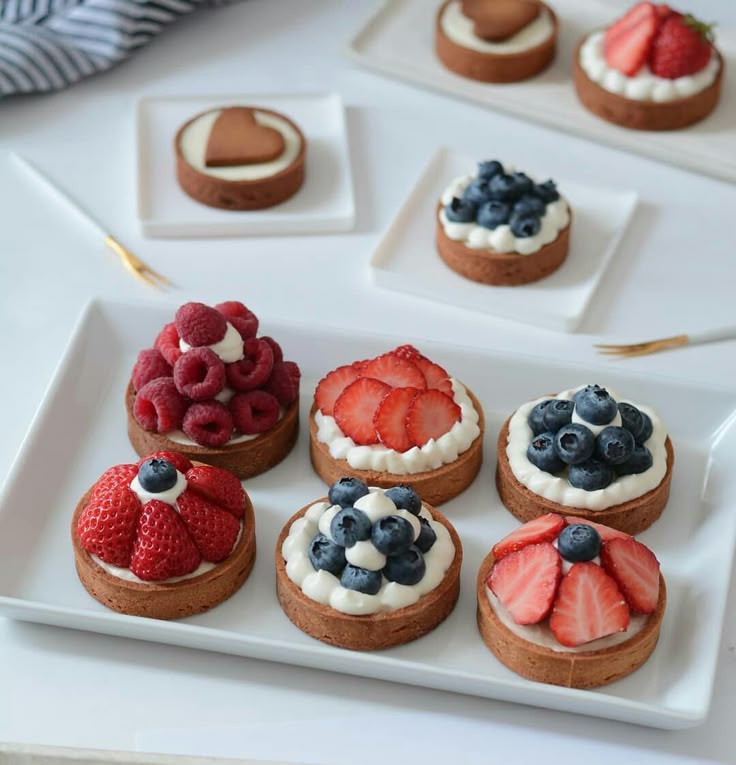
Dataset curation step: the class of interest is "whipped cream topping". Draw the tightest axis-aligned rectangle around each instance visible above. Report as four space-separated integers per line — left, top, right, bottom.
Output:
179 322 244 364
579 31 720 102
130 469 188 505
314 378 480 475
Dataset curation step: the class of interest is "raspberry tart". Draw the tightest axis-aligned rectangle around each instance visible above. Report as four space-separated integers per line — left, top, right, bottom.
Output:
477 514 666 688
435 0 558 83
309 345 484 506
437 160 571 286
126 300 300 480
72 451 256 619
497 385 674 535
574 3 723 131
276 478 462 650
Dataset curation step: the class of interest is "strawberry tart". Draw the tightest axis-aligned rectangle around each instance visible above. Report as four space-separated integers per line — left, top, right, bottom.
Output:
276 478 462 649
496 384 674 535
477 514 666 688
574 3 723 130
72 451 256 619
436 0 558 83
309 345 484 506
126 300 300 480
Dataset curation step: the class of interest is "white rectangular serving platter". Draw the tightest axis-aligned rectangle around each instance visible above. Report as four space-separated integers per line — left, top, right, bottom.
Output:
1 299 736 730
137 93 355 238
370 147 637 332
347 0 736 184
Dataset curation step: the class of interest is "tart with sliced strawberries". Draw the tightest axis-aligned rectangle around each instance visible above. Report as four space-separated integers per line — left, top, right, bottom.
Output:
476 513 666 688
72 451 256 619
309 345 484 506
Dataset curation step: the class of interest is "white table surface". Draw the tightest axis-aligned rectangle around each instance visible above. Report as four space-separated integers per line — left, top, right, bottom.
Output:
0 0 735 762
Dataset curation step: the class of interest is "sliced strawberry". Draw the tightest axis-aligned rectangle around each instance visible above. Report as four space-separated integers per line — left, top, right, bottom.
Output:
603 2 658 76
360 353 427 390
351 358 372 371
177 490 241 562
185 465 245 519
549 562 630 647
314 365 360 416
600 537 660 614
373 387 420 452
492 513 566 560
391 344 427 362
564 516 631 543
414 357 453 395
137 451 192 475
655 3 672 21
77 485 142 567
89 463 138 502
489 542 562 625
405 389 461 447
333 377 391 445
649 13 714 79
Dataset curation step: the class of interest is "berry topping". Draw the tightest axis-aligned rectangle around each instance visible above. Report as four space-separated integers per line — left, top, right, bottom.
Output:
308 533 347 576
360 353 427 390
328 477 370 508
596 426 635 465
542 399 574 432
263 361 300 405
175 302 227 347
214 301 258 340
229 390 280 435
509 212 541 238
477 159 503 179
133 377 187 433
137 457 178 493
154 322 183 367
384 484 422 515
649 13 714 79
314 365 361 417
225 337 274 392
182 401 233 447
462 178 492 205
90 463 139 501
527 432 565 474
413 357 454 395
173 347 226 401
373 387 420 453
477 200 511 230
549 561 630 647
564 516 632 543
568 459 614 491
260 336 283 363
603 1 659 76
574 385 618 425
415 517 437 553
513 194 546 217
77 485 141 567
528 399 553 435
445 196 477 223
132 348 172 392
533 180 560 203
176 490 240 562
383 546 426 585
340 564 382 595
391 344 426 362
600 537 661 614
185 465 245 519
405 389 461 447
615 444 654 476
334 378 391 445
137 451 192 475
618 402 645 439
330 507 372 548
491 513 566 560
557 523 602 563
554 423 595 465
511 172 534 195
371 515 415 556
637 412 653 444
489 542 562 625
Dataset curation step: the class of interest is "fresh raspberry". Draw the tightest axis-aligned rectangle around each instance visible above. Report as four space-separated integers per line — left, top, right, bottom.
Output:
230 390 280 435
334 378 391 445
260 336 283 363
137 451 192 474
185 465 245 519
373 387 420 452
215 301 259 340
405 389 461 447
360 353 427 390
182 401 233 447
177 490 241 562
263 361 300 405
155 322 182 367
132 348 172 392
77 485 142 567
89 463 138 502
134 377 187 433
175 302 227 347
314 365 360 416
225 337 273 392
173 347 226 401
414 357 453 395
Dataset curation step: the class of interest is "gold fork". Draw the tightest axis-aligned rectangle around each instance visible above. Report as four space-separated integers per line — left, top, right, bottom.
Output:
104 235 172 289
596 326 736 358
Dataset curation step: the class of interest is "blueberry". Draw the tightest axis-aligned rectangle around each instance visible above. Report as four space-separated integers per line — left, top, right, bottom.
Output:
514 194 546 217
308 533 347 576
511 172 534 196
595 426 635 465
618 402 644 439
557 523 601 562
615 444 653 476
138 458 177 493
533 180 560 203
574 386 618 426
444 196 477 223
330 507 372 548
371 515 415 556
477 200 511 230
637 412 653 444
488 173 522 202
328 477 369 508
384 484 421 515
554 423 595 465
415 517 437 553
383 546 426 585
477 160 504 180
573 384 604 404
528 399 553 435
509 212 542 238
542 399 574 432
340 564 382 595
527 432 565 474
462 178 492 205
568 459 614 491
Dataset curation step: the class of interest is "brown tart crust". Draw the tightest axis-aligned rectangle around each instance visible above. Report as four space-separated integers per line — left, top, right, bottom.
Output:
496 416 674 535
71 477 256 620
126 379 299 480
436 203 571 286
309 386 484 506
275 499 462 650
435 0 557 83
174 106 306 210
476 549 666 688
573 37 724 131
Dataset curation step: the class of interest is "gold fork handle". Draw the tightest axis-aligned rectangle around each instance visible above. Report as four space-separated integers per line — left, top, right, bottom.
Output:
105 234 136 264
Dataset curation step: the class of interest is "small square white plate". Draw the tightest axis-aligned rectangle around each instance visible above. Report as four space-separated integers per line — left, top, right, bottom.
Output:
370 147 637 332
137 93 355 238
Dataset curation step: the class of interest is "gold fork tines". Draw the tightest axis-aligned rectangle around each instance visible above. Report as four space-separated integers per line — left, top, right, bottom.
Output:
595 334 689 358
104 235 172 289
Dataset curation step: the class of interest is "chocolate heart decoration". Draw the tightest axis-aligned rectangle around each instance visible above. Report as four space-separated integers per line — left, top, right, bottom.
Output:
461 0 541 42
205 108 286 168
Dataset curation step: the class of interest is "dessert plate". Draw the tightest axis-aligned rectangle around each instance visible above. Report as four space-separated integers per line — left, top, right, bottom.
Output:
137 93 355 237
370 147 637 332
347 0 736 184
1 299 735 729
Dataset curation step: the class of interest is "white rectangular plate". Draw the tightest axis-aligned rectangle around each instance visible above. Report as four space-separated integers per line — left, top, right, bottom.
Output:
370 147 637 332
137 93 355 238
1 299 735 729
347 0 736 184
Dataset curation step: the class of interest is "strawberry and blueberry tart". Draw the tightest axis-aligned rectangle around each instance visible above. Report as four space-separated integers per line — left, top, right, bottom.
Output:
276 478 462 649
574 3 723 130
497 384 674 535
477 514 666 688
127 300 300 479
72 451 256 619
437 160 571 286
310 345 484 506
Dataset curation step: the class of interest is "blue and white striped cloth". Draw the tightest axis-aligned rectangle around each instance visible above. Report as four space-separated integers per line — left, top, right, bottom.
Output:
0 0 226 96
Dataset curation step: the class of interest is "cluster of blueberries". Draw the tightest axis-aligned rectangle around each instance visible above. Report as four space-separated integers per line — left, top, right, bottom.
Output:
526 385 655 491
444 160 560 239
307 477 437 596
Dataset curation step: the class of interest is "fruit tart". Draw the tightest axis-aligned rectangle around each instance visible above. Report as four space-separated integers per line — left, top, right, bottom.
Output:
276 478 462 650
437 160 571 286
477 514 666 688
126 300 300 479
72 451 256 619
497 384 674 535
574 2 723 130
310 345 484 506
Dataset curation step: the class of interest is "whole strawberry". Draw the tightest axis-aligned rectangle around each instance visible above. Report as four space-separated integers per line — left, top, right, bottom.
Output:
649 13 714 79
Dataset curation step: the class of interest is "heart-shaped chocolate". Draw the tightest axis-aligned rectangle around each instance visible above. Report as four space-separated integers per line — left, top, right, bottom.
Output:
205 108 286 168
461 0 541 42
